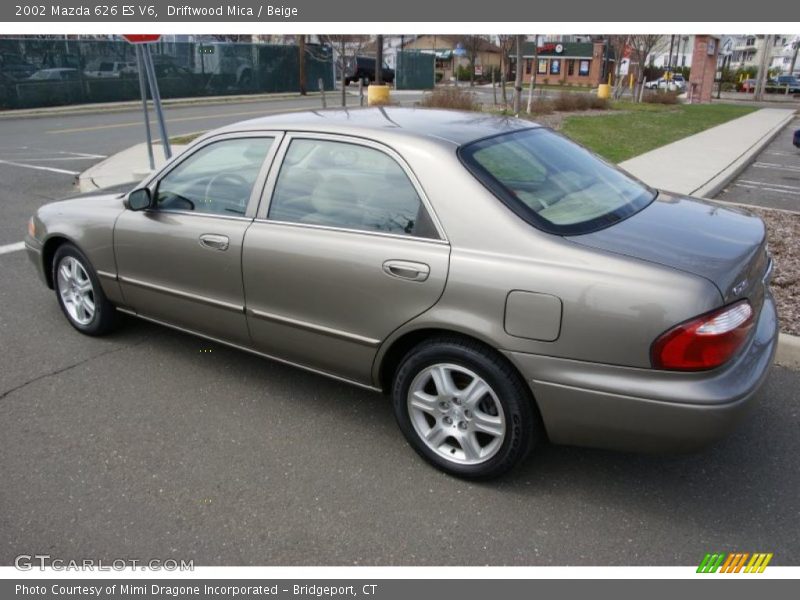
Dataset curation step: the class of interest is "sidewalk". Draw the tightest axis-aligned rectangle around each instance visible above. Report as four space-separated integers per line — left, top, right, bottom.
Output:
78 143 188 192
619 107 796 198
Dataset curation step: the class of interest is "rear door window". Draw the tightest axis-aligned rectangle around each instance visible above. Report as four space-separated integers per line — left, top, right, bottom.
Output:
268 138 439 239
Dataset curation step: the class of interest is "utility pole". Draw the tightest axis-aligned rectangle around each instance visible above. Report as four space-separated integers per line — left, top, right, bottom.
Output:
299 35 307 95
754 34 773 101
513 35 523 114
667 34 675 75
526 34 538 114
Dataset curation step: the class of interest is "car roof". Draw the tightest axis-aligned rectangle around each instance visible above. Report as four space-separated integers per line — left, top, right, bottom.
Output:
218 107 538 146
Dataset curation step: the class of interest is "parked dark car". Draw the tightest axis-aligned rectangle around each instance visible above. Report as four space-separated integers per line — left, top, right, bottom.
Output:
793 128 800 148
771 75 800 93
345 56 395 85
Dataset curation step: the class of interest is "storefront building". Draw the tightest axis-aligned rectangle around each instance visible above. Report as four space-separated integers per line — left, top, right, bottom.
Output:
516 41 610 86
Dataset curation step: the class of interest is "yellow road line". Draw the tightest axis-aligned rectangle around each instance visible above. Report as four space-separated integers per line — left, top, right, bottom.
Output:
46 106 313 134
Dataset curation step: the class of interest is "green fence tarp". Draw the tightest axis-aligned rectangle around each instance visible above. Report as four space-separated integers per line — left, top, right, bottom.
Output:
396 50 434 90
0 38 334 109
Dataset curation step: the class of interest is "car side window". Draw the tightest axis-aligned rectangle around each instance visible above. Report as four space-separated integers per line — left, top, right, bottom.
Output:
154 137 273 217
268 138 438 239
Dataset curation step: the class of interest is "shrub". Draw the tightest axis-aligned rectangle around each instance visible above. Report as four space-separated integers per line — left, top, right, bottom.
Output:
528 99 554 114
642 90 680 104
551 93 609 112
455 64 473 82
589 96 610 110
419 87 478 110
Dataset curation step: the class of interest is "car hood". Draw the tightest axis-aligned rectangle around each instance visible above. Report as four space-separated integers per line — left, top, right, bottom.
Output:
569 192 769 302
36 185 134 229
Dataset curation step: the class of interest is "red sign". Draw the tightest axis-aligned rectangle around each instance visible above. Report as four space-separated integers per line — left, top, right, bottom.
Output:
123 35 161 44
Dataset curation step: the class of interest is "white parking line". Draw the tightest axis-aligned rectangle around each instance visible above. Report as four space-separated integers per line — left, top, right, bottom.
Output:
15 147 107 159
734 182 800 196
0 159 79 175
0 241 25 255
753 162 800 173
739 179 800 192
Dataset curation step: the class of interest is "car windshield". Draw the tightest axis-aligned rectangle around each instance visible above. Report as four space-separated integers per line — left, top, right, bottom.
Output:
460 128 656 235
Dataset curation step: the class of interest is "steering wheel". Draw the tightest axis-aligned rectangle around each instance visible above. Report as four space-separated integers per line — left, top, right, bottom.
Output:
204 173 250 208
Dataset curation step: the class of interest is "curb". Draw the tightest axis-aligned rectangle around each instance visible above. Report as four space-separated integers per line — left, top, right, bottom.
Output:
776 333 800 370
0 90 338 119
694 110 798 198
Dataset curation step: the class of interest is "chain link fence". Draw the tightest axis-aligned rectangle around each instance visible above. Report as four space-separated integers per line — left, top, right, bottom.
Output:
0 38 334 109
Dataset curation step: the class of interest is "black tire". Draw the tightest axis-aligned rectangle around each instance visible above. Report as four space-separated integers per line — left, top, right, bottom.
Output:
52 243 118 336
392 336 541 479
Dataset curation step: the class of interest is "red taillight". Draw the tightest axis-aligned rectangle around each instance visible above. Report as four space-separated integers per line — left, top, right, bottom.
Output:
651 301 755 371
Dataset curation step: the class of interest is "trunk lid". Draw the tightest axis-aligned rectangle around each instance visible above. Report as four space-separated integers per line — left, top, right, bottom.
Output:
570 192 770 305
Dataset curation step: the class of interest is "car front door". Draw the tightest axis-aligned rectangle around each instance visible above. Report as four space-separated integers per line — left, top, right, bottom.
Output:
242 133 450 386
114 133 281 345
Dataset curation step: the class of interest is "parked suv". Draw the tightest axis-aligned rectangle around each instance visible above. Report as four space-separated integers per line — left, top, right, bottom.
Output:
345 56 395 85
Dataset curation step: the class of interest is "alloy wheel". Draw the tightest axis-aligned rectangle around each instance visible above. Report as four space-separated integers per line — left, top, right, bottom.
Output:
56 256 96 326
407 363 506 465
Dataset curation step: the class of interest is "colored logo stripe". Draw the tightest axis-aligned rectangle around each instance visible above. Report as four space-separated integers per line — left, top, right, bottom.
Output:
697 552 773 573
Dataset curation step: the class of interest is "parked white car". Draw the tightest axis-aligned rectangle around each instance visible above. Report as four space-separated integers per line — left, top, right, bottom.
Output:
645 75 686 91
84 61 137 79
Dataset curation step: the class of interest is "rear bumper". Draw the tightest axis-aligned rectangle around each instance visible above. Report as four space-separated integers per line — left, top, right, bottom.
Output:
504 294 779 452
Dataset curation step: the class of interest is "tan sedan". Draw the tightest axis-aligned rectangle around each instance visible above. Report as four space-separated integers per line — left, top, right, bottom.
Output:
25 108 778 478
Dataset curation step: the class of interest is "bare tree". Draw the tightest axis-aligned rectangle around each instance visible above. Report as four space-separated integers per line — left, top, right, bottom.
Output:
458 35 488 87
513 35 523 113
496 34 514 107
318 35 369 107
608 35 631 99
629 34 665 101
789 35 799 77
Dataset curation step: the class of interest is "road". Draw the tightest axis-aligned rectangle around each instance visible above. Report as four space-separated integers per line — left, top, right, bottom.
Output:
0 96 799 566
715 117 800 212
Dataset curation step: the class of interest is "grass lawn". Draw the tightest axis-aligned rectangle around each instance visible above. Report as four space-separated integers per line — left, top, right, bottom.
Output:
561 102 758 163
169 132 206 145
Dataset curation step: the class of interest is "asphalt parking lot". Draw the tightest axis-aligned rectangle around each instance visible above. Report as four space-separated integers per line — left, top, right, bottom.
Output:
1 100 799 566
716 117 800 212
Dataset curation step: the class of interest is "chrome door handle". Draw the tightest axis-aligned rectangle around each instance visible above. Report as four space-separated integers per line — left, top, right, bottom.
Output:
199 233 229 251
382 260 430 282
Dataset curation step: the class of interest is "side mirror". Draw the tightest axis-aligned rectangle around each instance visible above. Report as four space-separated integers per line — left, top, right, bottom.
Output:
126 188 152 211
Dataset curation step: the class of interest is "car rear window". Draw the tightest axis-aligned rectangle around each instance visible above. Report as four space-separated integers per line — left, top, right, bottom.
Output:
459 128 656 235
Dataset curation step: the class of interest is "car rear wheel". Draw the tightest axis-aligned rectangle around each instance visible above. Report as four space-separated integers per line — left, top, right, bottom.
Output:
53 243 118 336
392 337 540 479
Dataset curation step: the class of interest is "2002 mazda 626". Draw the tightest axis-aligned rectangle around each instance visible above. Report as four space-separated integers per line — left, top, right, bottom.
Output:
25 107 778 479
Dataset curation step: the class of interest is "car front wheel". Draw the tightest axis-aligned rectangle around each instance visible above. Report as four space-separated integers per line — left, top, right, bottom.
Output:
392 337 540 479
53 243 118 336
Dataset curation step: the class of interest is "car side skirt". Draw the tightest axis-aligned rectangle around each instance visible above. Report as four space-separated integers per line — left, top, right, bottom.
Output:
116 307 383 393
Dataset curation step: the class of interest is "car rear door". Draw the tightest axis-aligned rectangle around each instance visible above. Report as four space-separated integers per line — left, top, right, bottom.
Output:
242 133 450 386
114 132 282 346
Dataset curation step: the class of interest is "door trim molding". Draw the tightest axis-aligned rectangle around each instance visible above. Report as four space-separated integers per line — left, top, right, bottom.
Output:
248 308 382 347
118 275 244 313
